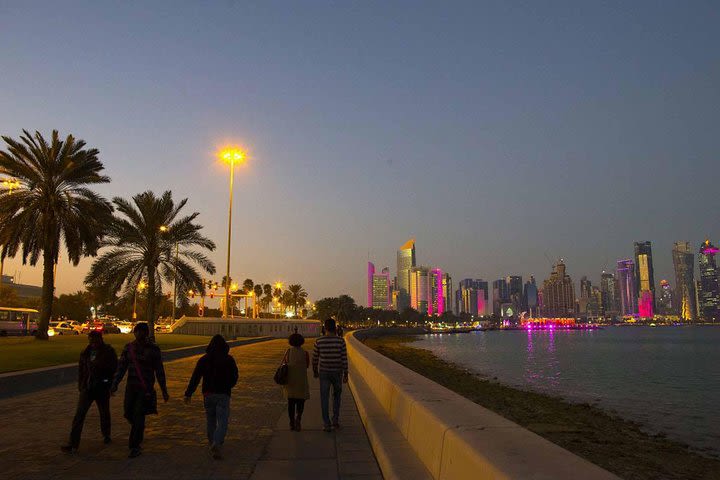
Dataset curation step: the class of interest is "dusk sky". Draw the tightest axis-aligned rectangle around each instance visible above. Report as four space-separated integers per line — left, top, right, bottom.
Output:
2 1 719 306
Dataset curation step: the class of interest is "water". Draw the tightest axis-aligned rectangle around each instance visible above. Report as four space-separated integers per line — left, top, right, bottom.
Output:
414 326 720 456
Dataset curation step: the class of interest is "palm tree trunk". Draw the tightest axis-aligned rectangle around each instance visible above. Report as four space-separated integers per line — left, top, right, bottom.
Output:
37 247 55 340
147 266 156 342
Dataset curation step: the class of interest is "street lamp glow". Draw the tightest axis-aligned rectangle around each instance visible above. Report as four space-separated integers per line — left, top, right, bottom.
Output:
218 147 245 165
159 225 168 232
275 282 282 289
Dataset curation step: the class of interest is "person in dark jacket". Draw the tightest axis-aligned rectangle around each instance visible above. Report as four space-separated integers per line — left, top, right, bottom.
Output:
184 334 239 460
111 323 169 458
61 330 118 453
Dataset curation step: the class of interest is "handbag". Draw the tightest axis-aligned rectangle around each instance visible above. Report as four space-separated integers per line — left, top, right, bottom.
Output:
128 343 158 415
274 349 290 385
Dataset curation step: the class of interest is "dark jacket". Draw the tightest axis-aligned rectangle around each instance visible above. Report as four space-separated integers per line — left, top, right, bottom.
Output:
113 340 168 395
78 343 118 394
185 336 239 397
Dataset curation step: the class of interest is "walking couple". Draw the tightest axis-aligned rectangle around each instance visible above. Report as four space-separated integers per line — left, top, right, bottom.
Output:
283 318 348 433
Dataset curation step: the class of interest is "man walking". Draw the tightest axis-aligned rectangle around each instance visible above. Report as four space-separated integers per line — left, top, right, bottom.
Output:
111 323 169 458
312 318 348 432
61 330 117 453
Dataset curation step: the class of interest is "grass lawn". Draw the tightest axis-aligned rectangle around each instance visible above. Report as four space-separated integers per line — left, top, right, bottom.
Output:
0 334 216 373
364 335 720 480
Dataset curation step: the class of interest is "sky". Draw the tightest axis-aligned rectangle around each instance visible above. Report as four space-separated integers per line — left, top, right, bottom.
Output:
1 1 719 307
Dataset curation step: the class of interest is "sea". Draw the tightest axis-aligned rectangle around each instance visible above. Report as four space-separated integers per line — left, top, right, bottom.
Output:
413 326 720 457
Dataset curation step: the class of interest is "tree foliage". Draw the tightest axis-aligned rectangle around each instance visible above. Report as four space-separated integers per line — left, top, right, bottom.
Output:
0 130 112 338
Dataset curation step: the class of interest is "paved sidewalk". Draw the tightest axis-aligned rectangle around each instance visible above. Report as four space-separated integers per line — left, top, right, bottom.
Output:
0 338 381 480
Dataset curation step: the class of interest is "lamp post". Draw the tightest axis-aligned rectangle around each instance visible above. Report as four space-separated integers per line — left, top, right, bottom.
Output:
219 148 244 318
133 280 147 321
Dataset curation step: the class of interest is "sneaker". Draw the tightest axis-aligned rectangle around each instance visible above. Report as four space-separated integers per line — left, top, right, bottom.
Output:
103 436 112 445
323 425 333 432
295 417 302 432
60 445 77 454
128 448 142 458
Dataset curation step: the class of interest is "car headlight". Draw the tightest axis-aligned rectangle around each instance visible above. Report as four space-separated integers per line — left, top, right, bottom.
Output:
48 329 56 336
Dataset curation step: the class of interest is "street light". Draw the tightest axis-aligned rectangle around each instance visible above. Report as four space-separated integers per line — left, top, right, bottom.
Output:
218 147 245 318
133 280 147 320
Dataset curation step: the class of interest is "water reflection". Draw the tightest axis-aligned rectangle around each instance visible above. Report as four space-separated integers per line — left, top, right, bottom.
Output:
523 329 560 391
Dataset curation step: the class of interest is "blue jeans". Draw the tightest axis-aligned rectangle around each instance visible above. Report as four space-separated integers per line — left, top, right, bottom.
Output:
319 371 343 426
204 394 230 446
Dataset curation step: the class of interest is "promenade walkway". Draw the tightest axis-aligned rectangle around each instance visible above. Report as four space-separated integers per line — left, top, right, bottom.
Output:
0 338 381 480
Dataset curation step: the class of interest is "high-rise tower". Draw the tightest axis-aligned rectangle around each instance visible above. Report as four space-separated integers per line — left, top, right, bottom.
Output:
409 266 430 314
396 239 416 312
698 240 720 322
541 260 575 317
634 241 656 313
600 271 618 317
368 262 392 310
672 242 696 321
616 259 637 317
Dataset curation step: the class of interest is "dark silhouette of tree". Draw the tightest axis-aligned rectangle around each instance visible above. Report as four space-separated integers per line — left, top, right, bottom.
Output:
0 130 113 338
85 191 215 339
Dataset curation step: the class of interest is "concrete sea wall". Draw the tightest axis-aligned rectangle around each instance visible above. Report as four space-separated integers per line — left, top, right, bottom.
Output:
347 330 618 480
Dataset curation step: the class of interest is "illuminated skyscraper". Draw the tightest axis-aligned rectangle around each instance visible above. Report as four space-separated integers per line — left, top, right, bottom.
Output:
507 276 523 314
410 266 430 314
698 240 720 322
523 277 538 316
657 280 674 315
672 241 696 321
396 239 416 312
634 241 656 312
429 268 444 315
616 259 637 317
442 273 453 314
367 262 391 310
541 260 575 317
456 279 488 317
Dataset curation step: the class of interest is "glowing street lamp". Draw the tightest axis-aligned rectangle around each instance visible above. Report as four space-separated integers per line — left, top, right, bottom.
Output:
133 280 147 320
218 147 246 318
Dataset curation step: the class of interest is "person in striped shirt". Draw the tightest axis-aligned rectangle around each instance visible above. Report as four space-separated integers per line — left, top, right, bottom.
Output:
312 318 348 431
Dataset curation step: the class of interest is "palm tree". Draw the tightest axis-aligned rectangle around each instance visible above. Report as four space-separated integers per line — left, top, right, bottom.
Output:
262 283 272 313
0 130 112 339
287 284 308 317
280 290 293 317
242 278 254 293
85 191 216 339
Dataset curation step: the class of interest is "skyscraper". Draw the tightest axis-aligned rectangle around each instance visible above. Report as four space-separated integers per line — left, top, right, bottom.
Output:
600 271 619 317
657 279 674 315
367 262 392 310
578 276 592 315
409 266 430 314
541 260 575 317
430 268 445 315
698 240 720 322
507 275 523 314
672 241 696 321
442 273 453 314
456 279 488 317
616 259 637 317
634 241 656 312
396 239 416 312
492 279 509 316
523 277 538 316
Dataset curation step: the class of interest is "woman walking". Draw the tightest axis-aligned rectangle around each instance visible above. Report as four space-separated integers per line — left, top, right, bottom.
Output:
283 332 310 431
184 335 239 460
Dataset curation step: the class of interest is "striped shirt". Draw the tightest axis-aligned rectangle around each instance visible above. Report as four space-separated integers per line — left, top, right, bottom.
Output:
312 335 348 374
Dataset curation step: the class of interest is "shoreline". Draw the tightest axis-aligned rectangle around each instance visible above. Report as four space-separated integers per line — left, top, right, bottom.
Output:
362 334 720 480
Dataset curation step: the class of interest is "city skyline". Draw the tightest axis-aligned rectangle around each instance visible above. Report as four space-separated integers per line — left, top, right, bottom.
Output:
2 2 719 305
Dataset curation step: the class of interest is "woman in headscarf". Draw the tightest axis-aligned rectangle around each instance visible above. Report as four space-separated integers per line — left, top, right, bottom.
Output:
283 331 310 431
184 334 239 459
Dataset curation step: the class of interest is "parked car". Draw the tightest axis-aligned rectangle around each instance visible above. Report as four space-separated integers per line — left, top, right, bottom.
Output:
48 321 80 336
114 321 134 334
100 322 121 334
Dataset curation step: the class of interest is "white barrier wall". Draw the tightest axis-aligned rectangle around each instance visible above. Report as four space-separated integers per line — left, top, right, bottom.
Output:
171 317 322 338
346 332 618 480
